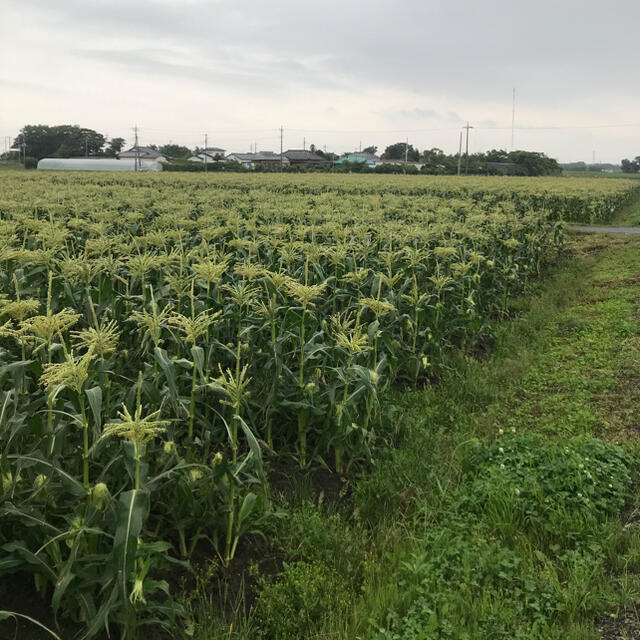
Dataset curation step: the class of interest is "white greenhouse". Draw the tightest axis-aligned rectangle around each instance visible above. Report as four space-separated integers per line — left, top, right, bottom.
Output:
37 158 163 172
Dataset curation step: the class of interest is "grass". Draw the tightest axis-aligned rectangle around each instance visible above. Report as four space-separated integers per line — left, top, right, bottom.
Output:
610 194 640 225
199 231 640 639
0 160 25 170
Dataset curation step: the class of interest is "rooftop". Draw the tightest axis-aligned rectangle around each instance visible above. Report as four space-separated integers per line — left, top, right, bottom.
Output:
283 149 324 161
228 151 281 161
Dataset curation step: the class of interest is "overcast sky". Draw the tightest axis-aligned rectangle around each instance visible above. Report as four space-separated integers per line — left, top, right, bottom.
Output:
1 0 639 163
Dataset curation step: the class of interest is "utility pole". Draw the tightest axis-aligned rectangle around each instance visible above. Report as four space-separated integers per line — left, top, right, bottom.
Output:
280 126 284 170
133 125 140 172
457 131 463 176
204 133 208 173
463 122 473 175
85 137 88 158
303 137 306 151
511 88 516 151
404 137 409 163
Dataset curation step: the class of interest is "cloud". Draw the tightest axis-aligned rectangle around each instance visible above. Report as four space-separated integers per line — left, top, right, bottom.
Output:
1 0 639 161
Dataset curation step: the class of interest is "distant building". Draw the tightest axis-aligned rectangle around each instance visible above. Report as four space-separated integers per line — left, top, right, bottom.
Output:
336 151 381 168
188 147 226 163
282 149 326 166
226 151 286 169
38 158 163 172
119 146 166 162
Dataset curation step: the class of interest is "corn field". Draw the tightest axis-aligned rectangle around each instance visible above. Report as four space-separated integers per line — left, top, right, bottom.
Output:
0 172 635 637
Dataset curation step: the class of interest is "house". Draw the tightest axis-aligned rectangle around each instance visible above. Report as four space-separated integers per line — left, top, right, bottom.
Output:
119 146 167 162
188 147 226 163
336 151 381 168
282 149 325 166
225 151 286 170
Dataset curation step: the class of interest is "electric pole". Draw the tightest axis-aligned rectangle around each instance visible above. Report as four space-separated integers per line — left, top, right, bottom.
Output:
303 137 306 151
457 131 463 176
204 133 208 173
463 122 473 175
511 88 516 151
280 126 284 170
133 125 140 172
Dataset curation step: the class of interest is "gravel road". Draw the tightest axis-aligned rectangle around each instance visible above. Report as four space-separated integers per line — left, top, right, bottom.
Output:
568 225 640 235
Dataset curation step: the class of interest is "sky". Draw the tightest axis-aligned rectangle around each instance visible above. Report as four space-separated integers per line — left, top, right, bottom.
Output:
1 0 639 163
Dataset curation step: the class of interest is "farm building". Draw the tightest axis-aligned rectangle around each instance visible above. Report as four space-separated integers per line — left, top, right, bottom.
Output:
335 152 381 168
282 149 326 166
119 146 166 162
225 151 285 169
37 158 163 171
188 147 226 163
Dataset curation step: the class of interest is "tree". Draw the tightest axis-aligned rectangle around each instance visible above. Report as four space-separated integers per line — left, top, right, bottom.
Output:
484 148 510 163
362 146 377 155
381 142 420 162
105 137 125 157
420 147 452 174
13 125 106 159
159 144 191 160
621 158 640 173
507 150 561 176
315 149 338 162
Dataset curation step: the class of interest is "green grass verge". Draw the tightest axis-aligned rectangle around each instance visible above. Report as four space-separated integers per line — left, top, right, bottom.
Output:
610 192 640 226
182 234 640 640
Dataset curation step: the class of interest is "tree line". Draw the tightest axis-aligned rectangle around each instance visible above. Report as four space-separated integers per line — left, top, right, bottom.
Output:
5 124 561 176
621 157 640 173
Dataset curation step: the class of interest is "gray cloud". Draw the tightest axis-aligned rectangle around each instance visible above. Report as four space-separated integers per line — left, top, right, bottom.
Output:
2 0 639 161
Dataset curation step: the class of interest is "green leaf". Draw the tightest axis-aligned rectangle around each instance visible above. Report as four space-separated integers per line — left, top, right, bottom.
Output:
85 386 103 431
0 611 63 640
113 489 150 607
154 347 177 401
191 345 205 380
237 492 257 529
236 415 264 481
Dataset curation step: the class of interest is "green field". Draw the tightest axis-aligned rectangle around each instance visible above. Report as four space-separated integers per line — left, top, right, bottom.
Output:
1 171 640 639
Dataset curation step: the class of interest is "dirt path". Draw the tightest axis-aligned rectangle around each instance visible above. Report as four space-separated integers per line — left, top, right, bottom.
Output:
568 225 640 235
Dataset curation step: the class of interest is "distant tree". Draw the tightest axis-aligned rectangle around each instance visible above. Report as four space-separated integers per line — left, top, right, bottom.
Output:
315 149 339 162
362 146 377 155
507 150 561 176
159 144 191 159
561 161 588 172
13 125 106 159
621 158 640 173
484 148 510 163
381 142 420 162
105 137 125 157
420 147 451 174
